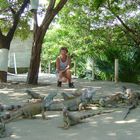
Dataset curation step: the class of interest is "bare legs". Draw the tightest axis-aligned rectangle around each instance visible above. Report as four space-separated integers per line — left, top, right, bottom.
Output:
57 69 74 88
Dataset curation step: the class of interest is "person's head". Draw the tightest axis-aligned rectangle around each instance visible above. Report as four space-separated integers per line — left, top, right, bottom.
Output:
60 47 68 56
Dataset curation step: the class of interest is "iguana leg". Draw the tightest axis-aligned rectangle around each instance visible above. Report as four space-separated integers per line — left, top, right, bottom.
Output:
41 110 46 119
58 116 70 129
63 121 70 129
79 103 87 111
58 122 70 129
0 118 7 138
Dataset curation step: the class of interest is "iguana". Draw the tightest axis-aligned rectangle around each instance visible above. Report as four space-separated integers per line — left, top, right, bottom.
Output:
122 86 140 99
2 92 57 123
25 89 44 99
61 87 96 101
45 94 86 111
60 87 97 111
47 92 94 111
0 118 9 138
3 101 46 123
123 88 139 119
44 97 83 111
60 107 114 129
61 88 84 100
24 88 96 111
99 92 126 107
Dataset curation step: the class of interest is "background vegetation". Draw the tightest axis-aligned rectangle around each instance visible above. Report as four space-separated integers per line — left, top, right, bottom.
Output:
41 0 140 83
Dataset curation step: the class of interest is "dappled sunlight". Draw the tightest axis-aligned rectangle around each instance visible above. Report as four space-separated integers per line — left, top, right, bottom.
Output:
125 130 133 136
115 110 124 113
107 132 117 136
36 113 60 119
83 86 102 90
88 121 98 127
100 115 115 124
90 106 98 110
103 116 114 121
47 114 60 118
60 132 79 137
115 119 137 124
3 92 27 102
0 90 13 94
62 85 102 94
8 92 25 97
53 98 63 102
0 90 28 105
63 88 77 91
11 134 21 139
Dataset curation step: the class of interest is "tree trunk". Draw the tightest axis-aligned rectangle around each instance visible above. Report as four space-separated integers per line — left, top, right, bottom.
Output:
26 10 43 84
0 71 7 82
27 21 51 84
27 32 42 84
0 0 30 82
27 0 68 84
0 41 10 82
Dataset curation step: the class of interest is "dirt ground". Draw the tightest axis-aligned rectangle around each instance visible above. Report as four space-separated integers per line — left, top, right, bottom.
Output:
0 73 140 140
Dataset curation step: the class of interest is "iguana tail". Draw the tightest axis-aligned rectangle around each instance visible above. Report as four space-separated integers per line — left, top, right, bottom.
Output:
3 111 22 123
79 109 115 120
123 103 136 120
0 104 22 112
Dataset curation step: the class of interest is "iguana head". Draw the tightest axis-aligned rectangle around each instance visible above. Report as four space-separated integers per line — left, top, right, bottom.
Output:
63 107 69 117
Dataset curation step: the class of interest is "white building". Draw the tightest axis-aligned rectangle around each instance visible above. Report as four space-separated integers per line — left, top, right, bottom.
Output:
8 35 32 73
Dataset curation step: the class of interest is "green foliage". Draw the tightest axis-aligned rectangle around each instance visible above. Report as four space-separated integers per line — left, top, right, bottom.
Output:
93 0 107 9
119 47 140 82
0 0 31 38
41 0 140 82
0 0 9 9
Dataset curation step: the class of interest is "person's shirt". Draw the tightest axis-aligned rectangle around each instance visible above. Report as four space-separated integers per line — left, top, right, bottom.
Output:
56 55 71 72
59 55 68 70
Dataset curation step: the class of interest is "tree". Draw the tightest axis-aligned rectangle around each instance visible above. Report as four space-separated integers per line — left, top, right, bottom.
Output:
93 0 140 46
41 0 140 82
0 0 30 82
27 0 68 84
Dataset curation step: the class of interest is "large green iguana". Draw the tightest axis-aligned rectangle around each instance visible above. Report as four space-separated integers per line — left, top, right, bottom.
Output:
3 101 45 123
24 90 81 111
2 92 57 123
25 89 44 99
25 88 96 111
0 118 10 138
60 107 114 129
46 87 97 111
122 87 139 119
98 92 126 107
97 86 140 108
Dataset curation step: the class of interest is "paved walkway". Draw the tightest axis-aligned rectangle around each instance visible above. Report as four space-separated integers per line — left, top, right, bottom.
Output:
7 73 57 83
0 73 140 140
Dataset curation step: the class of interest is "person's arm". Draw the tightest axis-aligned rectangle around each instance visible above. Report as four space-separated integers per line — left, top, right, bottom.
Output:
56 57 60 73
66 56 71 69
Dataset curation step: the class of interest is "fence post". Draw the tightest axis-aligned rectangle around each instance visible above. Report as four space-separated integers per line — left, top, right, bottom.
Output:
13 53 17 74
39 63 41 73
115 59 119 83
74 60 76 76
48 60 51 74
92 59 95 80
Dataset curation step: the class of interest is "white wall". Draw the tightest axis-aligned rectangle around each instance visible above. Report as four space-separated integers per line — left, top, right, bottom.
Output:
8 35 32 68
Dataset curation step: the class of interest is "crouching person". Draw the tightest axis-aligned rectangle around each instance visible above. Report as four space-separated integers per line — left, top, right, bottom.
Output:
56 47 74 88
